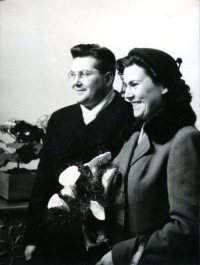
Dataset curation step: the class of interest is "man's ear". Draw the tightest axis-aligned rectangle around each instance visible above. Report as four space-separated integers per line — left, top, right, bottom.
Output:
104 72 113 87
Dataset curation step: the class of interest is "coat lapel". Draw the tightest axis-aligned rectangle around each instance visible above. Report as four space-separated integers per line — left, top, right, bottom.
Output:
116 132 139 178
130 135 151 166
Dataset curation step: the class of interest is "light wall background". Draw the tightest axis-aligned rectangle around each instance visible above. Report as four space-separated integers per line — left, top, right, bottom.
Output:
0 0 199 169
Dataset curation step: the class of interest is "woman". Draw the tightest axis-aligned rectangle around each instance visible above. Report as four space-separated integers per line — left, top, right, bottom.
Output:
97 48 200 265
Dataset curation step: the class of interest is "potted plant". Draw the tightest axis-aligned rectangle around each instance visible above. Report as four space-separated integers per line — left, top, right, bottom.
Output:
0 115 50 201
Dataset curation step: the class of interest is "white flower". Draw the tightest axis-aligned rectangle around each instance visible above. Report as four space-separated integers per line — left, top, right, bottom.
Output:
84 152 112 174
102 168 117 189
4 118 19 128
35 114 51 131
59 166 80 186
90 200 105 220
47 194 69 210
61 185 75 198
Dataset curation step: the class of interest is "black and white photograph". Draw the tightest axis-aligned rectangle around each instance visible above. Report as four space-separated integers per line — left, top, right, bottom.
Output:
0 1 199 265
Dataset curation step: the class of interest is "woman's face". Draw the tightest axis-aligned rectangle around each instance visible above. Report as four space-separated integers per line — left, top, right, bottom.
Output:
123 64 165 120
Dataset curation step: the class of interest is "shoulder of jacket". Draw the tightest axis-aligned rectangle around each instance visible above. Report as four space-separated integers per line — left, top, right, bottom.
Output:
170 126 200 149
51 103 79 118
174 126 200 139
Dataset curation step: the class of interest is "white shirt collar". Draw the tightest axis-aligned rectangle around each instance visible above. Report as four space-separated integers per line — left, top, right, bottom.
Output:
138 122 146 144
80 89 115 125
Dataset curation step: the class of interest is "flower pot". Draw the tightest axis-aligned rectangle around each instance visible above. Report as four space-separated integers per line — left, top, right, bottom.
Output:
0 171 36 201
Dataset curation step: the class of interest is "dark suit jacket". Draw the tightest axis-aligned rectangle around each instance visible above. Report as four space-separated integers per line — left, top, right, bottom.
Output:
107 105 200 265
23 91 134 247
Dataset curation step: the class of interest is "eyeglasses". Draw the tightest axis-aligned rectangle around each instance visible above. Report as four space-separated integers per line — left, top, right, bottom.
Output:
68 70 101 81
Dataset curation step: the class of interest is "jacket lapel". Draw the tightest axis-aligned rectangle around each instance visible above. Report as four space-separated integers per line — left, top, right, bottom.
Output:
116 132 139 178
130 134 151 166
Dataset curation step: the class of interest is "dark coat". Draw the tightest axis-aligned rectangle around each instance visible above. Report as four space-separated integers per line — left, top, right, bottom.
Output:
107 105 200 265
23 91 134 249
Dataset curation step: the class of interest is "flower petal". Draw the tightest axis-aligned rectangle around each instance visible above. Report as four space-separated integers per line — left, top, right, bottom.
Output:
61 185 75 198
59 166 80 186
90 200 105 220
84 152 112 174
102 168 117 189
47 194 69 210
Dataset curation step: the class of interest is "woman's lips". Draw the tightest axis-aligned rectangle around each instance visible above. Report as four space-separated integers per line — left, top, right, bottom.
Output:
131 101 142 108
132 101 142 104
131 100 142 106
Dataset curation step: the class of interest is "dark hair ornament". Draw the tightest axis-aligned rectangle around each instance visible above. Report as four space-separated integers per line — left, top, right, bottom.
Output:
176 58 182 69
117 48 192 106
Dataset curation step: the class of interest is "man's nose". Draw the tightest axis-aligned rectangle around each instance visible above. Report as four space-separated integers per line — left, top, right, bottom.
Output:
72 75 82 87
125 86 135 101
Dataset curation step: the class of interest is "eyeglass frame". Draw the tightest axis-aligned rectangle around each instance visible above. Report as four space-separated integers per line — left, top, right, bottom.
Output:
68 70 102 81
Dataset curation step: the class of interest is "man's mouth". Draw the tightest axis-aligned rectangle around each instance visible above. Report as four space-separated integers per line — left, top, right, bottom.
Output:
75 89 86 92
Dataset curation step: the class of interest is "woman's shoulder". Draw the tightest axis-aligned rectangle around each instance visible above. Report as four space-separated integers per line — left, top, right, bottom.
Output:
174 125 200 139
171 125 200 150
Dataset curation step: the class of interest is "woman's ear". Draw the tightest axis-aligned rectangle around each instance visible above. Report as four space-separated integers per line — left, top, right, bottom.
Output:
162 87 168 94
104 72 113 87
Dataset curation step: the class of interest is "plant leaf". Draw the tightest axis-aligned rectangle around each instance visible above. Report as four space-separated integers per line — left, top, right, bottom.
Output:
7 143 24 149
0 153 9 167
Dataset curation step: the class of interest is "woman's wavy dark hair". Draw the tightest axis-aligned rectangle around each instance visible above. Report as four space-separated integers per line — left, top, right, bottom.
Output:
116 55 192 107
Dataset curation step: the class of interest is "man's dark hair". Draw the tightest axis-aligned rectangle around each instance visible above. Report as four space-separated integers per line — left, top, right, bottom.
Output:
71 44 116 79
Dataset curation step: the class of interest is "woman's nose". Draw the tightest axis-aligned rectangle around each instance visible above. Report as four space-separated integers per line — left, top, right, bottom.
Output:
125 86 135 101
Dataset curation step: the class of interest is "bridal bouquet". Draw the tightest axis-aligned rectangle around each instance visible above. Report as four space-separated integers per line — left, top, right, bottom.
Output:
39 152 122 251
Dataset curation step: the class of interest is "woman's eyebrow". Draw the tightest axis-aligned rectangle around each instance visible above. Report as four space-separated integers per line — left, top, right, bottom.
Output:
126 79 140 85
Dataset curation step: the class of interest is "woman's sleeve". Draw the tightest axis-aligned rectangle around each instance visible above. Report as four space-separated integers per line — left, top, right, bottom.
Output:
112 128 200 265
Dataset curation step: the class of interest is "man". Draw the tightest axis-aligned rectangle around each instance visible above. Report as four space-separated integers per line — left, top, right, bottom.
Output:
24 44 134 264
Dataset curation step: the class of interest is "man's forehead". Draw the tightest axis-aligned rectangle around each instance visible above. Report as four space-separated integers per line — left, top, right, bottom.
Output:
71 56 98 71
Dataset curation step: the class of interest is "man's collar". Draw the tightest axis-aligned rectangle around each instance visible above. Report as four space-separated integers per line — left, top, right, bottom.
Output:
80 89 115 125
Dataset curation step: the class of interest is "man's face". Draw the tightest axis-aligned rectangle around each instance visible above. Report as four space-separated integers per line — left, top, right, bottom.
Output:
69 57 108 109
